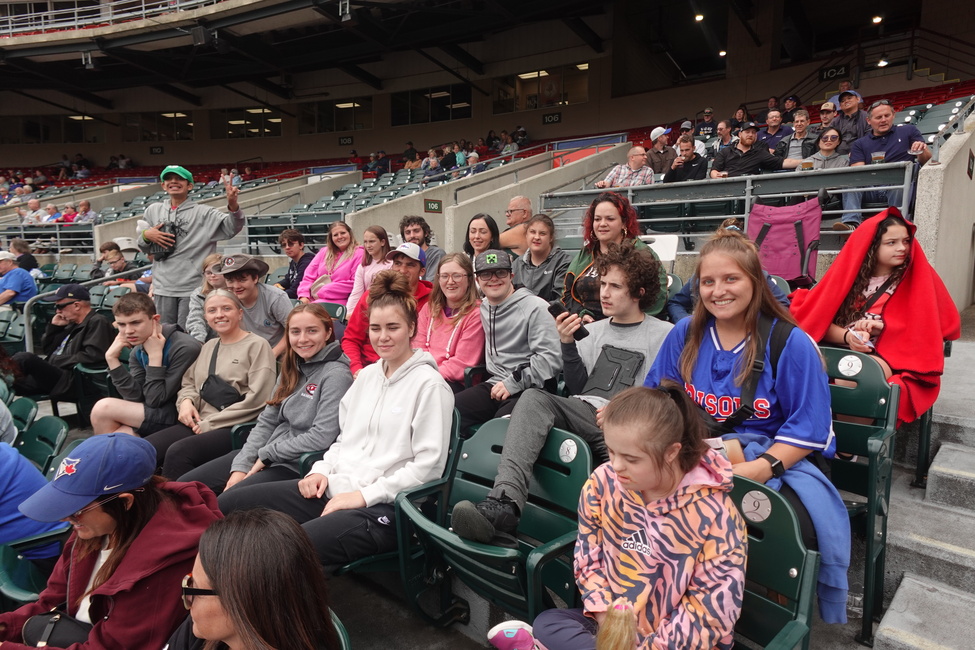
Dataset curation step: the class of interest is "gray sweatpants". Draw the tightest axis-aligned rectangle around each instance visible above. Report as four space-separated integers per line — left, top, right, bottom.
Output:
154 294 191 329
490 388 607 509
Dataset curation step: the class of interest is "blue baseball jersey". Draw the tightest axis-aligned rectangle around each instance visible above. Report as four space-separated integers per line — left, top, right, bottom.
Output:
644 317 834 455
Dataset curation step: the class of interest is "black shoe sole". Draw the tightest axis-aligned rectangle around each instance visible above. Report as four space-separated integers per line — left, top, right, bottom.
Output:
450 501 496 544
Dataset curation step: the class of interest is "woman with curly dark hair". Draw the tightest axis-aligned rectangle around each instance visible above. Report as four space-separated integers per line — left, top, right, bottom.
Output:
561 192 667 321
791 208 960 424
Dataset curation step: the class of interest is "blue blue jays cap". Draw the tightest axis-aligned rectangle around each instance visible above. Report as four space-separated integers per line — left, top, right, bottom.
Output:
19 434 157 523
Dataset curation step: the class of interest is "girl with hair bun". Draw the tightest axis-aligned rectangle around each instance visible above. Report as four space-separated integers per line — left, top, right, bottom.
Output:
494 382 746 650
219 270 453 569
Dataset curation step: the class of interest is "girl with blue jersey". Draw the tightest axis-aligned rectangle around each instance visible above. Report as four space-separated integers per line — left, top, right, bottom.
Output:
643 228 850 624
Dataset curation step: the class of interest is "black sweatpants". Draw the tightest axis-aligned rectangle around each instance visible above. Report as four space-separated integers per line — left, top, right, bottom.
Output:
11 352 68 396
143 424 233 480
179 451 302 495
218 478 397 571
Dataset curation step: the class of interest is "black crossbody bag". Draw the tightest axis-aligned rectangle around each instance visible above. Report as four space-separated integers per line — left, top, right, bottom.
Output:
23 558 94 647
199 342 245 411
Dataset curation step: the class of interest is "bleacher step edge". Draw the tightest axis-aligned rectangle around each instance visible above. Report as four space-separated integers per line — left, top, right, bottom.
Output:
874 573 975 650
925 442 975 513
885 471 975 601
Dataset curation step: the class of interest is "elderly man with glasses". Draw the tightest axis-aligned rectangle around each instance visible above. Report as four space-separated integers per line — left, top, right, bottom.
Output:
11 283 114 399
595 146 654 189
498 195 534 257
835 99 930 230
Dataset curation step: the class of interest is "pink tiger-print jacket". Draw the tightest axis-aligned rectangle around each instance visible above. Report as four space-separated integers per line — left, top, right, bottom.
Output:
575 449 747 650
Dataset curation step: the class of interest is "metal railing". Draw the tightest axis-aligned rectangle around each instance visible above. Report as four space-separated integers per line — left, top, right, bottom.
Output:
0 224 95 254
541 162 916 249
244 212 345 255
22 264 153 351
930 95 975 162
0 0 223 35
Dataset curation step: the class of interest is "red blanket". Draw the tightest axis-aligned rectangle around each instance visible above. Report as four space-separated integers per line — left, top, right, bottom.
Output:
790 208 960 425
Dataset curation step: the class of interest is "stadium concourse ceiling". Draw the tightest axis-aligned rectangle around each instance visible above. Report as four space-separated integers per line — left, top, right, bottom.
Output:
0 0 615 109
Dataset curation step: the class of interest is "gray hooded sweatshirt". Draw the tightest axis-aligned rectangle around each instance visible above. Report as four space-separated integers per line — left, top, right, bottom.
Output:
480 287 561 394
231 341 352 474
512 247 571 303
108 323 203 427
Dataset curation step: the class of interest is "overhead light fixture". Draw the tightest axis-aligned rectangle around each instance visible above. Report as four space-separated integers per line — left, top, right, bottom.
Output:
877 55 889 68
695 14 704 22
719 50 727 57
246 108 272 114
335 102 361 108
228 119 248 125
424 91 450 98
68 115 93 121
448 102 470 109
161 112 187 118
872 15 883 24
517 71 548 80
576 63 589 70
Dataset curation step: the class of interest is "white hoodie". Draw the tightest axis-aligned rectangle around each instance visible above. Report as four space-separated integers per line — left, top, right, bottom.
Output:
308 349 454 506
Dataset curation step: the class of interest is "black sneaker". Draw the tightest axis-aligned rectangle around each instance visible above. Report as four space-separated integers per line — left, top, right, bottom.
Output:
451 495 520 544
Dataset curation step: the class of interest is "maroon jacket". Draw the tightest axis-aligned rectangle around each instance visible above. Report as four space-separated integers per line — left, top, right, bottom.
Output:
0 481 221 650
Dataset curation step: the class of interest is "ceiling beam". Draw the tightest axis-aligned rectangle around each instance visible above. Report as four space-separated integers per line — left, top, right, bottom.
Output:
729 0 762 47
221 84 296 118
562 17 603 53
2 59 113 109
8 90 119 126
337 63 382 90
414 49 488 96
438 44 484 75
246 77 294 100
98 47 202 106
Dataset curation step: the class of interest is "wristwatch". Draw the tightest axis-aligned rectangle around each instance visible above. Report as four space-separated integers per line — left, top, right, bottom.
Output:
759 453 785 478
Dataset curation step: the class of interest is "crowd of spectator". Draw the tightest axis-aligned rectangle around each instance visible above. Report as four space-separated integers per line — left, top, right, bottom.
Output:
0 75 959 648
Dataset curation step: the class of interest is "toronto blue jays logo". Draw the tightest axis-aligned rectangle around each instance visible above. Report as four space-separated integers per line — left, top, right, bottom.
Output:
55 457 80 481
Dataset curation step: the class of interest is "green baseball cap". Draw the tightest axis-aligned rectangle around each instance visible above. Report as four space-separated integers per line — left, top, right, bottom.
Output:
159 165 193 183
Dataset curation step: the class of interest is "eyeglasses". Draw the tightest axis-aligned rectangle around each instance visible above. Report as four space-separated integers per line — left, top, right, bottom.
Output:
476 269 510 281
438 273 470 283
181 574 218 610
55 300 79 311
107 258 125 264
869 99 893 110
504 209 527 215
820 135 840 142
68 492 129 520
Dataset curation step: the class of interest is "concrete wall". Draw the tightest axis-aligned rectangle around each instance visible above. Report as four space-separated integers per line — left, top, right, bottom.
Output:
914 111 975 310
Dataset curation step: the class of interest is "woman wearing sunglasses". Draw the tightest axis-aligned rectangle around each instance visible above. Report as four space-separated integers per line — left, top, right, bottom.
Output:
0 434 220 650
166 509 341 650
806 126 850 169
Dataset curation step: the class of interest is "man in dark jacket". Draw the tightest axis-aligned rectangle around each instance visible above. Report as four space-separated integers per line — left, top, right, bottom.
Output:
664 134 709 183
90 292 202 436
12 284 114 398
774 110 817 160
274 229 314 300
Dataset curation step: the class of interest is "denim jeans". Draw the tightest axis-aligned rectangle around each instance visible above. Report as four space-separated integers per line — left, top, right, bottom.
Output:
841 188 903 225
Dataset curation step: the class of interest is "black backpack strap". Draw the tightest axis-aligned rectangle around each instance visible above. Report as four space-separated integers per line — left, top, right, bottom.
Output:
753 222 772 248
721 314 773 431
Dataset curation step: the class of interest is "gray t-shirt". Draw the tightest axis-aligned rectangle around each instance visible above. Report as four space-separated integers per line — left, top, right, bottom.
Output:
573 316 674 409
243 284 292 346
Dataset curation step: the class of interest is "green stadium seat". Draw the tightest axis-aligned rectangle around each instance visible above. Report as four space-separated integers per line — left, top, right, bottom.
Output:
395 418 593 625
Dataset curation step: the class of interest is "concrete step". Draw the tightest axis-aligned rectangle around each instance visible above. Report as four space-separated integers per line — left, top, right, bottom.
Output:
926 442 975 512
885 470 975 601
874 574 975 650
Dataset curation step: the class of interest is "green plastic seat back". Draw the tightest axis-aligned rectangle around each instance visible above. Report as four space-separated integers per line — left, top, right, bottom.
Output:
732 476 819 648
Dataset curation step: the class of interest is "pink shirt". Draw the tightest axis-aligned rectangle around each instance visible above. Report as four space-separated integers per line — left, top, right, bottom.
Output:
414 302 485 383
298 246 365 305
347 258 393 315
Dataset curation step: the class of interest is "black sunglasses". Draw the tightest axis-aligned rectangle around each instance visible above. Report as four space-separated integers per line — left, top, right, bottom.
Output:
182 574 218 610
55 300 79 311
869 99 893 110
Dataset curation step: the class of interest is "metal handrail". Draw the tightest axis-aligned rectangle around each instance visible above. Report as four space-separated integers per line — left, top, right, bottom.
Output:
0 0 222 36
22 265 153 351
930 95 975 162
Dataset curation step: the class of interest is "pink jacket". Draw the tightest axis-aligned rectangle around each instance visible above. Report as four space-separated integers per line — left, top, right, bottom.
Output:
414 302 485 384
347 258 393 315
298 246 365 304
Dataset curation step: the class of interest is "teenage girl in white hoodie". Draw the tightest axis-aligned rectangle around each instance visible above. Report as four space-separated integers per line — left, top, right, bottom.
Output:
219 270 454 569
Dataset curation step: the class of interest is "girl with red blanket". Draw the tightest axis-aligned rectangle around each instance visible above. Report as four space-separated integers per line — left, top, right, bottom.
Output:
790 208 960 425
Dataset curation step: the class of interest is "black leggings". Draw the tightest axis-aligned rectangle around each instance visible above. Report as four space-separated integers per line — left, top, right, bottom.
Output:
779 482 819 552
142 424 233 480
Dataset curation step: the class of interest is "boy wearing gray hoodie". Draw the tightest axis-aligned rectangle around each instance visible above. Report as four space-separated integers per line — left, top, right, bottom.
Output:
454 249 561 433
